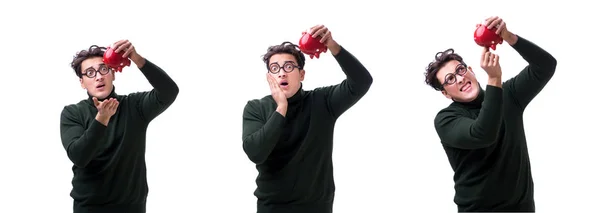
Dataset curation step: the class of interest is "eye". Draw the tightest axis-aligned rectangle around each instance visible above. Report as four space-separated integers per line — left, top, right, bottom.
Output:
85 69 95 76
284 63 294 70
269 64 280 72
446 74 456 83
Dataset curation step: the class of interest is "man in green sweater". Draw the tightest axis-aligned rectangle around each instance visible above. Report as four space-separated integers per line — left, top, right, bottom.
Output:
242 24 373 213
424 16 557 212
59 40 179 213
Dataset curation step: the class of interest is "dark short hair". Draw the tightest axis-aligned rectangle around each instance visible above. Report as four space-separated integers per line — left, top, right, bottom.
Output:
71 45 106 78
424 48 466 91
262 41 305 70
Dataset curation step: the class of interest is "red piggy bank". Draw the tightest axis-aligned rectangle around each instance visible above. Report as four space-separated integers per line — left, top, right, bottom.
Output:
298 31 327 59
474 24 503 50
103 47 131 72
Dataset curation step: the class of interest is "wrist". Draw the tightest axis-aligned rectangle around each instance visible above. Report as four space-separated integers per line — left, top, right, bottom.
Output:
503 32 518 46
328 41 341 56
276 105 287 117
131 53 146 68
487 77 502 88
95 114 110 126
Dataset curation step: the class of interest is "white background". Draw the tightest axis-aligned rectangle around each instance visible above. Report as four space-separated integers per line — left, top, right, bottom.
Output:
0 0 598 212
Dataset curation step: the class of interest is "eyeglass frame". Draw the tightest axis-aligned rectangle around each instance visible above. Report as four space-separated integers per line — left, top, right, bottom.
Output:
267 61 301 74
81 63 113 78
441 63 469 87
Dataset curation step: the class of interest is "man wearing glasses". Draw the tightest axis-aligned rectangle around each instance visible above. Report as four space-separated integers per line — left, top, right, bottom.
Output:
242 25 373 213
59 40 179 213
423 16 557 212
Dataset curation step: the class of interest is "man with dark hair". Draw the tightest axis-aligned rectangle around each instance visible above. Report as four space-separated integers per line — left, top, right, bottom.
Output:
242 24 373 213
424 16 557 212
60 39 179 213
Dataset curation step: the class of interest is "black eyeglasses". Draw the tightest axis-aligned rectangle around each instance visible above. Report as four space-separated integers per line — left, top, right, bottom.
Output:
268 62 300 74
82 64 112 78
442 63 468 87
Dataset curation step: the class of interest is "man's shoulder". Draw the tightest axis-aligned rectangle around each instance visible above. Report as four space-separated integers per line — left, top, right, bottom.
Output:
434 104 467 122
246 95 274 106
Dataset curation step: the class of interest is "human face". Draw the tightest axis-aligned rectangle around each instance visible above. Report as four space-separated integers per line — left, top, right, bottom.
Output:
437 60 480 102
79 57 115 99
268 53 305 98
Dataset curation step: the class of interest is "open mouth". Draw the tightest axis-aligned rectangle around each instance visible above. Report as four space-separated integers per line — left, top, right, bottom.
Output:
96 83 106 89
280 81 289 87
460 82 472 92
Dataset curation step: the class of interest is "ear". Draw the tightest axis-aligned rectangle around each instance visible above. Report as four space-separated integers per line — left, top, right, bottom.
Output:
299 69 305 81
111 70 116 81
441 90 452 100
80 78 85 89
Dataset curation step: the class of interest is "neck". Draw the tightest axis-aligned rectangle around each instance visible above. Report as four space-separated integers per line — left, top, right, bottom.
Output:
453 85 485 108
287 84 305 105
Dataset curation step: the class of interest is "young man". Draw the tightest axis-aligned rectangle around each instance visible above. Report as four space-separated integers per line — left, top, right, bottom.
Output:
242 24 373 213
424 16 557 212
59 40 179 213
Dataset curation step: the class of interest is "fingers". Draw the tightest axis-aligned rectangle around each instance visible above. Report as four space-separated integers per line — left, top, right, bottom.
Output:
109 99 120 111
114 40 131 53
480 47 490 64
482 51 491 67
484 16 498 27
319 31 331 43
309 25 327 38
122 45 135 58
484 16 503 30
266 73 277 91
492 54 500 67
495 21 505 34
93 97 99 106
308 25 324 35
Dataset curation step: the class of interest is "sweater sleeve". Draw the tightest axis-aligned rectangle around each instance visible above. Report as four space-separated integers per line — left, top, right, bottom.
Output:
324 46 373 118
504 35 557 110
434 85 504 149
241 100 286 164
60 105 107 168
136 59 180 123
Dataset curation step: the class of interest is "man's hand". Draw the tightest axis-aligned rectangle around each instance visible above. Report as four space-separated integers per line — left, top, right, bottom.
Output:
112 39 146 68
266 73 288 117
483 16 518 45
480 47 502 87
93 97 119 126
307 24 341 56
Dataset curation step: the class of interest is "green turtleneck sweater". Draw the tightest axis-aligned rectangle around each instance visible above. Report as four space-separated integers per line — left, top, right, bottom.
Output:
242 46 373 213
434 35 557 212
59 59 179 213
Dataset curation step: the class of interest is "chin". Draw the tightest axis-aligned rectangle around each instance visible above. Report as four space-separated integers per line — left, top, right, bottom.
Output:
91 91 110 99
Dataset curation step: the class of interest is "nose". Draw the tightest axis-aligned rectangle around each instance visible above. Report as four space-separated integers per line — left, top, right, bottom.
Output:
278 71 286 78
95 72 104 81
456 74 465 84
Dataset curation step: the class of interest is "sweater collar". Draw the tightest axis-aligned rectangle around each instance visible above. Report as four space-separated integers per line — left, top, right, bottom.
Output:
86 86 118 106
452 85 484 109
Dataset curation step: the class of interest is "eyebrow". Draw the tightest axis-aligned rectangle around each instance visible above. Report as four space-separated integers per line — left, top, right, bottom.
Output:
84 63 106 70
270 61 296 65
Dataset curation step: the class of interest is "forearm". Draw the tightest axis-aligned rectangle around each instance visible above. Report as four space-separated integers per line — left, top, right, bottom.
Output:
436 85 504 149
510 34 557 74
242 111 286 164
333 46 373 93
61 120 107 167
474 85 504 142
138 59 179 103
